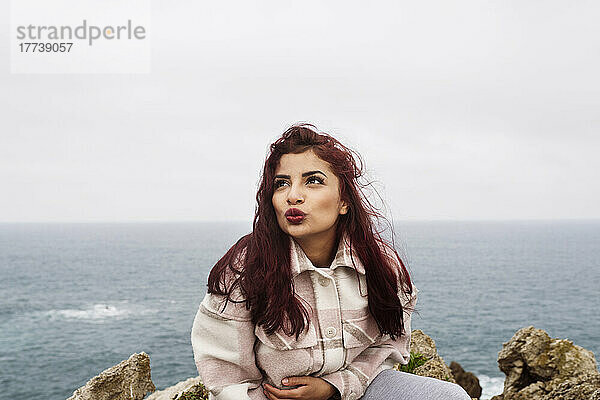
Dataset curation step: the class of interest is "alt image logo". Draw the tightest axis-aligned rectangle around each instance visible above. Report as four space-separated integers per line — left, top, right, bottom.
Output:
10 0 151 74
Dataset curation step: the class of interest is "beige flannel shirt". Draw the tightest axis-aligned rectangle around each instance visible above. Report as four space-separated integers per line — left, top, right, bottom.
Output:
191 232 418 400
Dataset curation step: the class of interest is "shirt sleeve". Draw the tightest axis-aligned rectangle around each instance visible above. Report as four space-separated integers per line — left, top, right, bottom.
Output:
319 284 419 400
191 290 267 400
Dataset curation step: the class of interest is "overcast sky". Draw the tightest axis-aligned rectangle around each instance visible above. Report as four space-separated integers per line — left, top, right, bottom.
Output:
1 0 599 222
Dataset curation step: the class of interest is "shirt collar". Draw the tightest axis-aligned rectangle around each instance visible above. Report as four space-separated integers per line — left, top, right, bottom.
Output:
289 232 366 277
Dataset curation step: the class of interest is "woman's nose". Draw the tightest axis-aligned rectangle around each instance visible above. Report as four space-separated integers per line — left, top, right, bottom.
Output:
287 187 305 205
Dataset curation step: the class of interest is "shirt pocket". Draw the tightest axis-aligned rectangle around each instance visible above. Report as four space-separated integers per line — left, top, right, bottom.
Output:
254 322 318 350
342 314 382 349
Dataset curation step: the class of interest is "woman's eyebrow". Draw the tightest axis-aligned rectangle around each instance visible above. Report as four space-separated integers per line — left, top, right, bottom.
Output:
274 170 327 179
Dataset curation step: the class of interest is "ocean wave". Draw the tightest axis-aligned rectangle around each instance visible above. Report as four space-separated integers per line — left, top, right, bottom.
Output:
43 303 153 321
478 374 504 400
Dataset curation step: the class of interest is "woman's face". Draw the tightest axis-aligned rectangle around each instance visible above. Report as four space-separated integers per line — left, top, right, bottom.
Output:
271 149 348 242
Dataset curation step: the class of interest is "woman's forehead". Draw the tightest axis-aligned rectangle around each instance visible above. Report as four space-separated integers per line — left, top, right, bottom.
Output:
275 150 332 173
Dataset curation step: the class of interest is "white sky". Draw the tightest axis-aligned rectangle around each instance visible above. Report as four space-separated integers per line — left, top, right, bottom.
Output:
1 0 599 222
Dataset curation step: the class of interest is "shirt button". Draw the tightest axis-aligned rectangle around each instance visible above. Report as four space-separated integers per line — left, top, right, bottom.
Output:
318 277 330 287
325 327 337 338
349 394 357 400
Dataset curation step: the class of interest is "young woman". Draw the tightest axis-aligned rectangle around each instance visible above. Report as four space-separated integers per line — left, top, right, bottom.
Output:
191 124 471 400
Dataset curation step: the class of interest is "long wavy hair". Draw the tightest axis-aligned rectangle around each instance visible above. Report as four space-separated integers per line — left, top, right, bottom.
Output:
207 123 414 340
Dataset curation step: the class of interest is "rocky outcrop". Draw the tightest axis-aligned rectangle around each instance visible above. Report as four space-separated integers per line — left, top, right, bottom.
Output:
146 376 206 400
450 361 482 399
67 352 156 400
403 329 457 383
70 327 600 400
490 326 600 400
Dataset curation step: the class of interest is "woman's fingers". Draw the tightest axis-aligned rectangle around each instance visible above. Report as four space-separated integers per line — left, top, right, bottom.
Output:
263 388 280 400
263 383 304 399
263 385 281 400
282 376 311 386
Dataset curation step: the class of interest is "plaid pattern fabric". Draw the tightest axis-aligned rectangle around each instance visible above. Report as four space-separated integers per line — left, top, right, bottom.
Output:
191 232 418 400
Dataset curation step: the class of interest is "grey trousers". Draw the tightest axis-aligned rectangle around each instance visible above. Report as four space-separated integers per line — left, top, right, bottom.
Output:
359 369 472 400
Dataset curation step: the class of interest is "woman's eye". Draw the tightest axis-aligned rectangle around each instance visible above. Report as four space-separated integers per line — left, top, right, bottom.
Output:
307 176 324 185
275 177 323 188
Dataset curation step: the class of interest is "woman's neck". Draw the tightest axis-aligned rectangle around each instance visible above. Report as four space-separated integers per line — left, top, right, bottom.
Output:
294 231 339 268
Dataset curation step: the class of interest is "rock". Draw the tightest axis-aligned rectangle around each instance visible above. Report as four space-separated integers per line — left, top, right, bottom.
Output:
67 352 156 400
172 382 210 400
450 361 482 399
396 329 457 383
490 325 600 400
146 376 206 400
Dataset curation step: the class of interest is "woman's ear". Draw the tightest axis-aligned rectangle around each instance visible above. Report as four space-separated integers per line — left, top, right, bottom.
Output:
340 202 349 215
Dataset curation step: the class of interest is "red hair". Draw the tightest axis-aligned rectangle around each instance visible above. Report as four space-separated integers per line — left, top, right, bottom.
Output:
207 123 414 340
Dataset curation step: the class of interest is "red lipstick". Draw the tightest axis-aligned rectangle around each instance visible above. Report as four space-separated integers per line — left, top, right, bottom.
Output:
285 208 305 223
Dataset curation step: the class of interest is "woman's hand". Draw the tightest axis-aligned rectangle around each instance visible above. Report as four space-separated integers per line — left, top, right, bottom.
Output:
263 376 337 400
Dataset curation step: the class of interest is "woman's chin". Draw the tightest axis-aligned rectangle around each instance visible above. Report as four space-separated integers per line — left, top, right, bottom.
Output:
284 225 310 238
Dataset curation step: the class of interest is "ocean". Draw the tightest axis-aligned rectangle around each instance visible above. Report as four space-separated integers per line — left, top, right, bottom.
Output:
0 220 598 400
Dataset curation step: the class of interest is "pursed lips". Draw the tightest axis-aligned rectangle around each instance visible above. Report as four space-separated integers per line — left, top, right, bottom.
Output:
285 208 306 217
284 208 306 223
